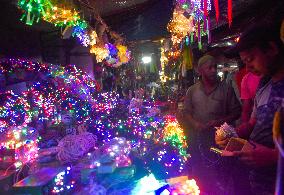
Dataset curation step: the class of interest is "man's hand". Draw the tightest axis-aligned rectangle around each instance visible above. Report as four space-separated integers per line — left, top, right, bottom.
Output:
235 122 252 139
233 143 278 168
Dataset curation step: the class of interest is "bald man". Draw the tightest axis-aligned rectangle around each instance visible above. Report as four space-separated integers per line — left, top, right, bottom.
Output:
181 55 241 194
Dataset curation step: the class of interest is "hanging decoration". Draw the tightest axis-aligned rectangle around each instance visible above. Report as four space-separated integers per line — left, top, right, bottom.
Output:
228 0 233 27
167 0 213 50
90 44 110 63
213 0 220 23
116 44 131 64
51 167 76 194
72 20 90 47
167 177 200 195
43 6 80 27
90 30 98 46
0 126 39 169
17 0 130 62
167 7 195 45
160 40 168 83
18 0 53 25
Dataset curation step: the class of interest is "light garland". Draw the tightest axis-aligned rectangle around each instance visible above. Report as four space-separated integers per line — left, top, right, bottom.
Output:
90 30 98 46
167 0 214 49
72 20 90 47
160 40 168 83
0 126 39 168
18 0 53 25
162 115 188 157
43 6 80 27
52 167 76 194
117 44 131 64
17 0 130 59
0 59 103 127
1 58 189 178
90 44 110 62
167 7 195 45
131 174 166 195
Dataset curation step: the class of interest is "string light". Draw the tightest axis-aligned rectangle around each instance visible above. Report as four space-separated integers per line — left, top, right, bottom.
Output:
160 40 168 83
167 7 195 45
170 179 200 195
0 126 39 168
162 115 188 157
72 20 90 47
90 30 98 46
18 0 53 25
90 44 110 62
52 167 76 194
1 59 189 178
43 6 80 27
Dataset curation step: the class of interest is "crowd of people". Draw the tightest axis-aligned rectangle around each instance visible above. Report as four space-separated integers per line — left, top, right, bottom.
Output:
178 20 284 195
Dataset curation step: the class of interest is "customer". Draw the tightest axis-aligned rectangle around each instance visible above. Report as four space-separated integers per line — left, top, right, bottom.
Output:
179 54 241 194
216 21 284 195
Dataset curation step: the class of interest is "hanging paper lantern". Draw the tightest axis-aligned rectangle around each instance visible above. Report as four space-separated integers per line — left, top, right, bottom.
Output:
18 0 53 25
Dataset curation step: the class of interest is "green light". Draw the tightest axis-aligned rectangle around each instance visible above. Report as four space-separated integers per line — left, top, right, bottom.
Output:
182 3 189 9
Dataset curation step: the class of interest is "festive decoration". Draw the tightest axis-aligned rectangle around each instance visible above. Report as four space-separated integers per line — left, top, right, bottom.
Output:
1 58 189 180
167 0 213 49
161 115 188 157
213 0 220 23
0 126 39 168
100 137 131 167
72 20 90 47
117 44 131 64
18 0 53 25
56 132 97 163
52 167 76 194
215 122 238 140
0 59 102 127
228 0 233 27
131 174 166 195
17 0 130 59
90 30 98 46
90 45 110 63
160 40 168 83
167 7 195 45
168 178 200 195
43 6 80 27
